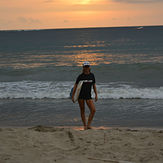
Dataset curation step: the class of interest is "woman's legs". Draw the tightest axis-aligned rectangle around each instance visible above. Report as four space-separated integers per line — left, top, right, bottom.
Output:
78 99 87 129
86 99 96 128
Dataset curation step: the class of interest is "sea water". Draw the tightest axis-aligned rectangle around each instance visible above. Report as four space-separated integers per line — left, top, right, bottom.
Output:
0 26 163 127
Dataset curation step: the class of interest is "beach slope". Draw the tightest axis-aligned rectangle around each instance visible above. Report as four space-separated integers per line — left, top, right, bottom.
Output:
0 126 163 163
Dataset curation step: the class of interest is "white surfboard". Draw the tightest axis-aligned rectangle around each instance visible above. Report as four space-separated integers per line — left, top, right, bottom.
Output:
74 81 83 102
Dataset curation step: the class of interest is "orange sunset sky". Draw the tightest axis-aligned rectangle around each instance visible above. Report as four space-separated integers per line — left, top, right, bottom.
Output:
0 0 163 30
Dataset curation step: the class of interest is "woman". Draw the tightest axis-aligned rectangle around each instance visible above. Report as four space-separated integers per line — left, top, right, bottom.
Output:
72 61 98 130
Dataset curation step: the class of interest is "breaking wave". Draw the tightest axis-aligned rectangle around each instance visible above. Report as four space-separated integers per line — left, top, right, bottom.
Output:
0 81 163 99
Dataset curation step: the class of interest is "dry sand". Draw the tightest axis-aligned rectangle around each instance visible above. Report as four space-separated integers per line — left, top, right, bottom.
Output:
0 125 163 163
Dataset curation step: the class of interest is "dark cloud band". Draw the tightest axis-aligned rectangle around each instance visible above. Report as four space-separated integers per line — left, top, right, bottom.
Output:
113 0 163 3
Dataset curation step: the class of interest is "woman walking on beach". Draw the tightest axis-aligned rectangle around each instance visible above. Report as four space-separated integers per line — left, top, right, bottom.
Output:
72 61 98 130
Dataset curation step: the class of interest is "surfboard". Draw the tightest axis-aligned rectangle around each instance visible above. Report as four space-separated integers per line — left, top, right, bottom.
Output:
71 81 83 102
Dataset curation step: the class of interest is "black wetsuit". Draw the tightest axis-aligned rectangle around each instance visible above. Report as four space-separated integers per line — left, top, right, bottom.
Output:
75 72 95 100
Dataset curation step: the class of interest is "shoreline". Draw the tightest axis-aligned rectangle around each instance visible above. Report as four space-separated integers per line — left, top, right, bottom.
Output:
0 125 163 163
0 125 163 130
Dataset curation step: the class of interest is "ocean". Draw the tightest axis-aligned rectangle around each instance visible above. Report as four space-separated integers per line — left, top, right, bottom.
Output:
0 26 163 127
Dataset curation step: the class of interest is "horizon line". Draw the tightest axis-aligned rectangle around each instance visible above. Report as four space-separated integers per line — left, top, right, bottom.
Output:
0 24 163 31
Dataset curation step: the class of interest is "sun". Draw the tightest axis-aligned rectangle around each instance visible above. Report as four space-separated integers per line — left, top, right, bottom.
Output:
73 0 91 5
80 0 91 4
68 0 99 5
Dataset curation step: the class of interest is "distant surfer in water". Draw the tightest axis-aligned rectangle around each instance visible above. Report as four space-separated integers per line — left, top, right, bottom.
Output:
72 61 98 130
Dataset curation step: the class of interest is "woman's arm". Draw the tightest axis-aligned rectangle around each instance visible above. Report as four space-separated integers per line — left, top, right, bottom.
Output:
93 84 98 102
72 83 77 103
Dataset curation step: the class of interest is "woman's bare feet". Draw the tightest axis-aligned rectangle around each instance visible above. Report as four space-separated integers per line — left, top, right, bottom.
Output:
87 126 92 129
84 126 87 130
83 126 92 130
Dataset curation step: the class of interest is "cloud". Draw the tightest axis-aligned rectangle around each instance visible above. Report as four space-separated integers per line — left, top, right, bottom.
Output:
18 17 41 24
64 20 69 23
43 0 54 3
112 0 163 3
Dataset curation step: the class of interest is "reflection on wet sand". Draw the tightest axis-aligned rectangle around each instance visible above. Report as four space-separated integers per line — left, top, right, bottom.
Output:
57 126 111 131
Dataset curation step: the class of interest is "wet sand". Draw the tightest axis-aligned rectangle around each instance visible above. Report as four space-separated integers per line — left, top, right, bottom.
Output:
0 126 163 163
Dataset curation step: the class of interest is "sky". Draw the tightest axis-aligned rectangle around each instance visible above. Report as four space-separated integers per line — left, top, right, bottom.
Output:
0 0 163 30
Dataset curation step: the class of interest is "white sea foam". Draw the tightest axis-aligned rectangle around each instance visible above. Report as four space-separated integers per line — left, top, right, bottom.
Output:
97 84 163 99
0 81 163 99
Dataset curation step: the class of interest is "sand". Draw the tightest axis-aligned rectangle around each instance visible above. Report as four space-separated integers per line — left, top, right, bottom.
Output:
0 125 163 163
